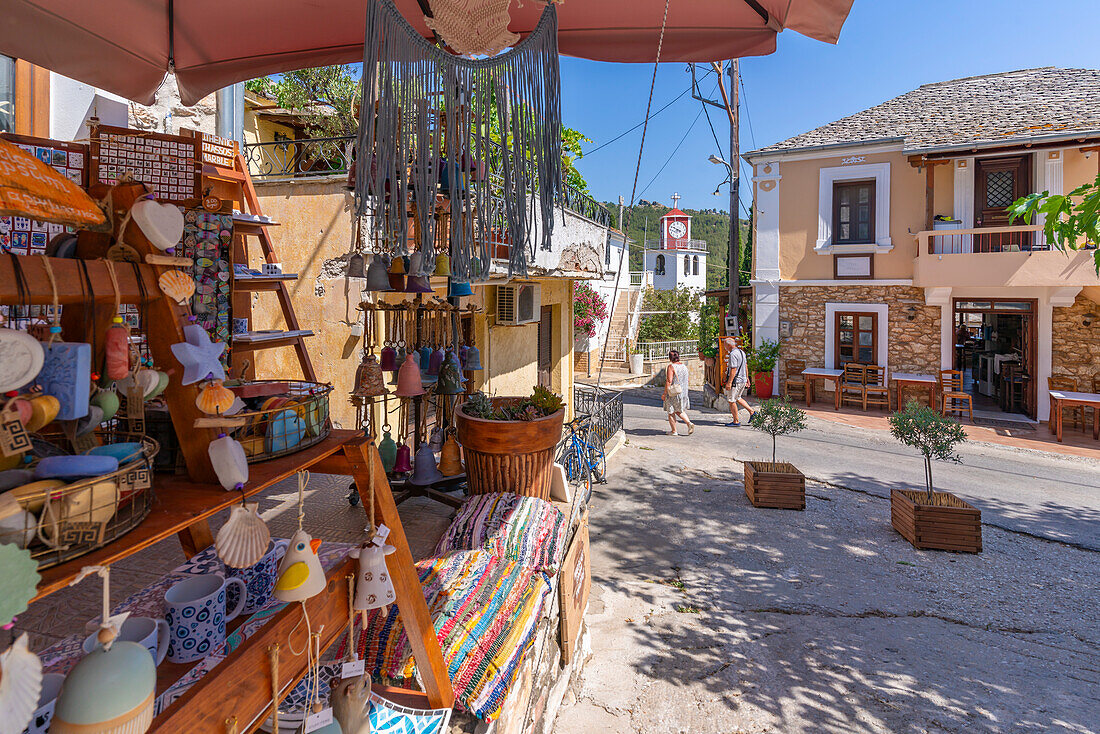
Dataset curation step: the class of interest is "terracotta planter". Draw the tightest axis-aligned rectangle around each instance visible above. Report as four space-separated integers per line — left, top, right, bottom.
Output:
744 461 805 510
753 371 773 399
890 489 982 553
455 399 565 500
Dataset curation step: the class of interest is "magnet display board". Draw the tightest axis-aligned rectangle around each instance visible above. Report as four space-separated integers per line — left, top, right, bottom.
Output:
90 124 200 203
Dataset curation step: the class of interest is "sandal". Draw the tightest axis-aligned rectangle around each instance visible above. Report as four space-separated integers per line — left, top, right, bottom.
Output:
687 423 695 435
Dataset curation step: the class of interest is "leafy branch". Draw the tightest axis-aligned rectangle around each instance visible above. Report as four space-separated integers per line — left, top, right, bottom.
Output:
1008 173 1100 273
888 401 967 502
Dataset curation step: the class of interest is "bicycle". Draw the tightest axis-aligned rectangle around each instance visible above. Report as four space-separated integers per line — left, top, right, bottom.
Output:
556 415 607 503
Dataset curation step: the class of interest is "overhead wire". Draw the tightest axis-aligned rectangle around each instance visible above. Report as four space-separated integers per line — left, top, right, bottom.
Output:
583 85 692 157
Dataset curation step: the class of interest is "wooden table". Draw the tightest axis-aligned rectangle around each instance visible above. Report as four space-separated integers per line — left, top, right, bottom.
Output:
892 372 938 411
802 367 844 411
1048 390 1100 442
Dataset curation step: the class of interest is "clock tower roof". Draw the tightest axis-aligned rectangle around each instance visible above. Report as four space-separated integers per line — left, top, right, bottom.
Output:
661 207 688 219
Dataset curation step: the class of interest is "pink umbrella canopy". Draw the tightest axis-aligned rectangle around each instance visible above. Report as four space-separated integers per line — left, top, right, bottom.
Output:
3 0 853 106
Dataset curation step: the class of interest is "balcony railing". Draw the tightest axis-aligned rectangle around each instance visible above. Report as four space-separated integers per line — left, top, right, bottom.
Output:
918 224 1048 255
628 271 651 288
636 339 698 363
644 239 708 252
243 136 611 227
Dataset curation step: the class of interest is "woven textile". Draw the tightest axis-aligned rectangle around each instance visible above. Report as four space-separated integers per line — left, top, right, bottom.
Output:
352 549 551 721
424 0 519 56
434 493 568 574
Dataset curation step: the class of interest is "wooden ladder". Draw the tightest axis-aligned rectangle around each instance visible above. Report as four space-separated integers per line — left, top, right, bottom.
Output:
202 151 317 382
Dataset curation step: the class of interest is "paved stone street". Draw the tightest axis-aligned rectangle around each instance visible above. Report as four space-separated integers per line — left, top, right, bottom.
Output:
555 389 1100 734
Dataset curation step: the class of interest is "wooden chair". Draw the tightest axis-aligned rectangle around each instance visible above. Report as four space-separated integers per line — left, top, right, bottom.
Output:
999 362 1029 415
939 369 973 422
784 359 807 402
840 363 866 409
1048 375 1083 431
863 365 890 411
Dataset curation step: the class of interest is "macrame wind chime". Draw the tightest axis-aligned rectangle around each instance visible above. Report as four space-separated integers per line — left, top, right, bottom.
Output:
355 0 562 280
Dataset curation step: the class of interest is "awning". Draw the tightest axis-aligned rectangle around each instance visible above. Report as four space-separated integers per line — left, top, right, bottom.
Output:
2 0 853 106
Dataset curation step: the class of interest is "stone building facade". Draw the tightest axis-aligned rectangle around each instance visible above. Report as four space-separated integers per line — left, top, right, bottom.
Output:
1052 293 1100 390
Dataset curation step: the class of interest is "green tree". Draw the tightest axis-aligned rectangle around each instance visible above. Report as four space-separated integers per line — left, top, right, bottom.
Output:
562 126 592 195
636 287 702 342
1008 173 1100 273
888 401 968 503
749 397 807 464
246 67 360 138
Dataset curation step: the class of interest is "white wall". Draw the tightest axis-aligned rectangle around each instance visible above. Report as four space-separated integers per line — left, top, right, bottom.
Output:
644 248 706 292
50 73 128 141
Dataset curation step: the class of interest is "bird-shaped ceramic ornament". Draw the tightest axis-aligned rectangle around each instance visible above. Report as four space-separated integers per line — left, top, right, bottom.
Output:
349 529 396 613
273 529 326 603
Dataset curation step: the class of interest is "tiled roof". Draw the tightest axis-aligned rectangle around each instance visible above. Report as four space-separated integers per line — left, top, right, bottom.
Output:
746 67 1100 157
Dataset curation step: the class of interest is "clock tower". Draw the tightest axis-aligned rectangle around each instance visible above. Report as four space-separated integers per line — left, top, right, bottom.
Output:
661 192 691 249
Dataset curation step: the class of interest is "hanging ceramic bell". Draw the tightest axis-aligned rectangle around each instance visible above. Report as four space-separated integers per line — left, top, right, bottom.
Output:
215 503 271 569
458 344 470 369
447 279 473 298
52 632 155 734
435 357 463 395
351 354 388 398
408 252 424 277
438 435 464 477
392 444 412 474
404 274 433 294
365 255 393 292
389 254 406 275
417 346 431 368
427 426 444 452
427 347 445 376
379 345 397 372
274 529 326 603
386 256 405 291
470 256 483 280
378 430 397 472
464 345 484 371
394 355 424 396
208 433 248 491
345 252 366 279
434 253 451 277
409 444 444 486
350 534 396 611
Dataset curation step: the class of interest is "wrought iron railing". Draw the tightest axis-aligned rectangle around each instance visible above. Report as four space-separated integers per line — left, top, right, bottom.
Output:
573 384 624 447
636 339 698 363
243 135 611 226
917 224 1049 254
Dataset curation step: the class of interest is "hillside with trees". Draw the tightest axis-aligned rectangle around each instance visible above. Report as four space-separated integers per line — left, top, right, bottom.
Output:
603 200 751 291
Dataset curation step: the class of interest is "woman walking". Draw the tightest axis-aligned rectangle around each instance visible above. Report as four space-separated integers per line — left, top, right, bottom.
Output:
662 349 694 436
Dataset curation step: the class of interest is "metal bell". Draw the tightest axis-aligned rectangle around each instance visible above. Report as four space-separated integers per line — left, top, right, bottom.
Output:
434 253 450 277
463 345 483 371
379 345 397 371
448 279 473 298
366 256 393 292
427 347 445 376
435 356 463 395
409 444 444 486
378 430 397 472
405 274 433 293
438 435 463 477
352 353 388 398
392 443 413 473
346 252 366 278
395 354 425 396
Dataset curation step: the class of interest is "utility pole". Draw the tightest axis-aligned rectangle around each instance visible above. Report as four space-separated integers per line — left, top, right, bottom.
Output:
713 60 740 335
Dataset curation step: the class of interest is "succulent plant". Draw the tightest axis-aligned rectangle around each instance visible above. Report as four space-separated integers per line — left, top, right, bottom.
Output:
463 391 495 419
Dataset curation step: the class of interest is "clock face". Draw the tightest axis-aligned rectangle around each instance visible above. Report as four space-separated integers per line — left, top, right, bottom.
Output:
667 221 687 239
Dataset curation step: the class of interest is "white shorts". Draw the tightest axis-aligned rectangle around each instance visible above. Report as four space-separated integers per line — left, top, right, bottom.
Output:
724 383 747 402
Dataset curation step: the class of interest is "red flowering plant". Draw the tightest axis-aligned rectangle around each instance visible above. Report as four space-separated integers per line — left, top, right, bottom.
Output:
573 282 609 339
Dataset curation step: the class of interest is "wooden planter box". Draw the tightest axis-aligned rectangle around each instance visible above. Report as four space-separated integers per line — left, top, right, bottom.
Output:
455 399 565 500
890 489 982 553
744 461 805 510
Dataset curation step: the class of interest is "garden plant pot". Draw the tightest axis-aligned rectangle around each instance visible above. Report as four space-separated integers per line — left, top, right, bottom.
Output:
743 461 805 510
629 353 644 375
753 371 774 399
890 489 982 553
455 399 565 500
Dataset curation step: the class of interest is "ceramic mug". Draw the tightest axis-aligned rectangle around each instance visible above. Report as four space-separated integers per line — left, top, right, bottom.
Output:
223 539 289 614
164 574 247 663
24 673 65 734
232 318 249 335
82 616 170 665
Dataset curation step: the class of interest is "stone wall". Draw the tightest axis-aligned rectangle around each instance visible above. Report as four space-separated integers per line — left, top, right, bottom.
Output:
778 285 941 391
1052 293 1100 390
128 75 216 135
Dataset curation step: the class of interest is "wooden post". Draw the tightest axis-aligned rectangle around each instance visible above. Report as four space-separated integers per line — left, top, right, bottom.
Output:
926 162 935 231
342 437 455 709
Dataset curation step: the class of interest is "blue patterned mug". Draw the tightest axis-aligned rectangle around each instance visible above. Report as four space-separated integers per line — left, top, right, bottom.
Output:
223 539 289 614
83 616 170 665
164 574 247 663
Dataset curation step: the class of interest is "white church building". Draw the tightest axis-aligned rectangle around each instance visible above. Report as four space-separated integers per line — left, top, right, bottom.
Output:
643 194 707 292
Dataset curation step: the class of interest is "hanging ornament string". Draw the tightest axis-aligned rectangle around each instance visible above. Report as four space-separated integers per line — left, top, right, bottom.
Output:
38 255 62 344
268 644 280 733
296 470 309 532
103 258 123 320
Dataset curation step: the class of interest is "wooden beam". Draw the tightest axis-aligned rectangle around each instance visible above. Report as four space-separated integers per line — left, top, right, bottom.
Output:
343 437 455 709
0 257 160 305
925 163 935 231
13 60 33 135
31 64 50 137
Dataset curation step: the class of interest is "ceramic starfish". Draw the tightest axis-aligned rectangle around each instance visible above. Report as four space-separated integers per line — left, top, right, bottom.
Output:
170 324 226 385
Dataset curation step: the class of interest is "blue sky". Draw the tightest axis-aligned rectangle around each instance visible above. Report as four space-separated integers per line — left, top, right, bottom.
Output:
562 0 1100 214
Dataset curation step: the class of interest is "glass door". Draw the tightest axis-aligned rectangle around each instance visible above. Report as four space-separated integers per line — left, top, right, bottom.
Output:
835 312 877 368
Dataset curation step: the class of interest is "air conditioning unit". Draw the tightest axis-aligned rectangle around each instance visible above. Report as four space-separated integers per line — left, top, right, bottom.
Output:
496 283 541 326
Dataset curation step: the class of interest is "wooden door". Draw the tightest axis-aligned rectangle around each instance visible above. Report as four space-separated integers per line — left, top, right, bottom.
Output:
975 155 1031 249
834 311 877 368
537 305 552 388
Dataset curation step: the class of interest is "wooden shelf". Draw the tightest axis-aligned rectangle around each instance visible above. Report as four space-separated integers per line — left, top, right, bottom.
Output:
232 220 280 235
232 330 315 351
233 274 299 291
32 430 359 602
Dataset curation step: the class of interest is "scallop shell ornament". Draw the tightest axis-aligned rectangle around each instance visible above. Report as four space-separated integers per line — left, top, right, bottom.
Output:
0 633 43 734
215 502 271 569
158 269 195 305
195 380 236 415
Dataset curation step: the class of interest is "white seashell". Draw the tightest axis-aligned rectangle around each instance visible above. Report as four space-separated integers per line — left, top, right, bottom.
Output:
0 633 43 734
215 503 271 569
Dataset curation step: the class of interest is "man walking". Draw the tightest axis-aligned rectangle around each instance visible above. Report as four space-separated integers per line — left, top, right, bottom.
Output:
722 336 756 426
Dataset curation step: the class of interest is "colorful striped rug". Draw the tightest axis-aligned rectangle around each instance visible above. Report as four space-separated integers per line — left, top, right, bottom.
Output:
434 493 569 574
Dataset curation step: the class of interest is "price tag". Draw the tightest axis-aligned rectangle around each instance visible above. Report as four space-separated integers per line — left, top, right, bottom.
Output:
71 429 99 454
126 383 145 434
202 195 222 212
303 707 334 733
372 524 391 544
0 407 31 457
341 658 365 679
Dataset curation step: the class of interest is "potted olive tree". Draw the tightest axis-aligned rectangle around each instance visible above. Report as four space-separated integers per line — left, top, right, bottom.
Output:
455 386 566 500
888 401 980 552
747 339 780 399
745 397 808 509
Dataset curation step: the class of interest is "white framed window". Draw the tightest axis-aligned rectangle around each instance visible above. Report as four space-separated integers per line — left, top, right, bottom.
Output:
817 162 892 253
824 302 888 371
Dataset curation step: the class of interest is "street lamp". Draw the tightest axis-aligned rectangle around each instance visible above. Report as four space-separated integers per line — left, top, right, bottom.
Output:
708 153 731 170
